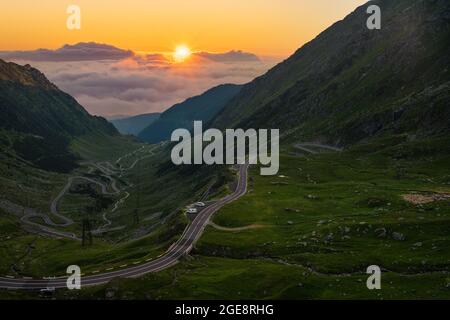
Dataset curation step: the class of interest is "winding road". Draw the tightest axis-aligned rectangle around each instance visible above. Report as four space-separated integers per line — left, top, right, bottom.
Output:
0 163 249 289
12 147 153 239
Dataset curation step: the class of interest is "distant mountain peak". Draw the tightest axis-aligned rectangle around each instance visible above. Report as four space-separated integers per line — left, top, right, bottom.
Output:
0 59 57 90
195 50 260 62
0 42 134 62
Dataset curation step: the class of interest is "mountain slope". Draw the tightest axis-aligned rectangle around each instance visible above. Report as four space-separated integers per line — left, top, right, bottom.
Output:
138 84 242 143
111 113 160 136
0 59 119 171
211 0 450 145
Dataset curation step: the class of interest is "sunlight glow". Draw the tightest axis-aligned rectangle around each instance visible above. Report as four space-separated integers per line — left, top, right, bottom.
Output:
173 45 192 62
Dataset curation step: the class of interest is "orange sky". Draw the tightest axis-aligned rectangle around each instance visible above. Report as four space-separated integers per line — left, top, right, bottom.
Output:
1 0 367 56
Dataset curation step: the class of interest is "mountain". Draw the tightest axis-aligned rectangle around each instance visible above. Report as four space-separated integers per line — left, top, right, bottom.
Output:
0 42 134 62
0 59 119 172
138 84 243 143
211 0 450 145
194 50 260 62
110 113 160 136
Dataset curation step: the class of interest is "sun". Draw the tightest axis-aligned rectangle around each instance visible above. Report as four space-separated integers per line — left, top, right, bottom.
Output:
173 45 192 62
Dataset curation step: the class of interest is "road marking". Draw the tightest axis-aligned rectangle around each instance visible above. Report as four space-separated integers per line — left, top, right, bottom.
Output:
0 164 248 289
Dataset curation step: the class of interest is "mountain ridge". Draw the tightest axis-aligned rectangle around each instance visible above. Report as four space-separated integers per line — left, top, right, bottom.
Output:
0 59 119 171
211 0 450 146
139 84 243 143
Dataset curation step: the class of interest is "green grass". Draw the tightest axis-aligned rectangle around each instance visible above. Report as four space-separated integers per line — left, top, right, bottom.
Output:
0 136 222 279
71 132 142 161
45 137 449 300
0 210 188 278
1 136 449 300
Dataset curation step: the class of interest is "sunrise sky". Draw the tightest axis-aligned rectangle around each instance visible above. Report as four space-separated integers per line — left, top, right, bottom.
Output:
1 0 366 56
0 1 369 117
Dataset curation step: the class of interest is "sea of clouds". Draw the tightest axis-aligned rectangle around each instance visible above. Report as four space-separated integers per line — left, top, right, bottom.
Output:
0 42 279 118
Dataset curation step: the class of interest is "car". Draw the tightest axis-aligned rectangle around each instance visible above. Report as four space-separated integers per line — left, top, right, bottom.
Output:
195 202 206 207
187 208 198 214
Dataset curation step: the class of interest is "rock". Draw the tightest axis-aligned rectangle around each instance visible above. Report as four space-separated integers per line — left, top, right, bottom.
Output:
105 287 118 299
392 232 406 241
375 228 387 238
325 233 334 242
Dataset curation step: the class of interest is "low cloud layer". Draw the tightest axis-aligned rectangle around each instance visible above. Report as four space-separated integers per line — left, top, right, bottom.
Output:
2 43 278 117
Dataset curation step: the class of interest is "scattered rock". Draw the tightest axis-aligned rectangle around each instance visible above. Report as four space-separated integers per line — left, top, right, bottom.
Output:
105 287 118 300
375 228 387 238
324 233 334 242
392 232 406 241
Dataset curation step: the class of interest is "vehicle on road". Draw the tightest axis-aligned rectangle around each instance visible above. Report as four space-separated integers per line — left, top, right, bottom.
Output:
187 208 198 214
195 202 206 207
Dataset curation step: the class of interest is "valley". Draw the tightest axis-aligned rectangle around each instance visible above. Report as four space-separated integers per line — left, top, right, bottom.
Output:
0 0 449 301
49 136 449 300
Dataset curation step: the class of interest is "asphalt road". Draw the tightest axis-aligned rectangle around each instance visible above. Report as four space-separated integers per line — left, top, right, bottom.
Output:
17 146 152 240
0 163 249 290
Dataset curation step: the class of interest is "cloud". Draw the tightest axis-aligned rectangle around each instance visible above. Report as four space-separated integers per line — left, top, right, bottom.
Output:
3 43 279 117
0 42 134 62
194 50 260 62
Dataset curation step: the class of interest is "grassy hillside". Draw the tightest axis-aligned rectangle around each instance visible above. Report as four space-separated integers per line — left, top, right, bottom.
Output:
57 137 450 299
0 59 119 172
212 0 450 145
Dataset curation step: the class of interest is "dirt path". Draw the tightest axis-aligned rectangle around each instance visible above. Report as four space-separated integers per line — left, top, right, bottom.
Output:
208 221 264 232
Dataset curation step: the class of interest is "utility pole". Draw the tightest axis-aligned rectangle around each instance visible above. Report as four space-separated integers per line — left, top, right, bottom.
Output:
133 159 141 225
25 171 29 210
82 217 93 247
